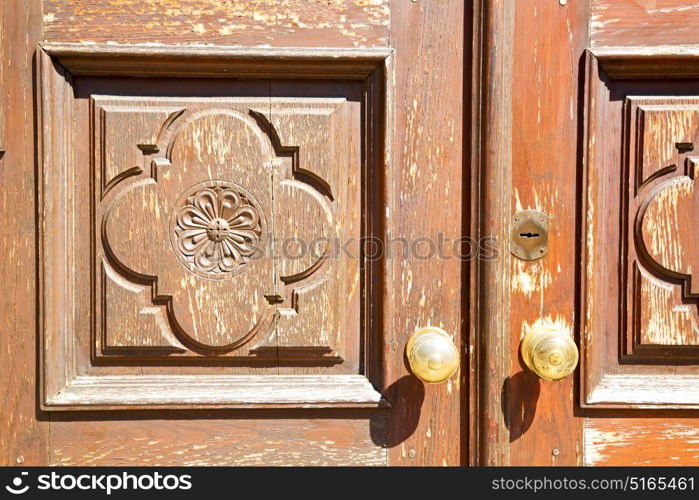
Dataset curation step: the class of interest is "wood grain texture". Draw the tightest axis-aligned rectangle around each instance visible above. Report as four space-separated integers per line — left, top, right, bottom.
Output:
266 85 362 373
0 0 48 466
41 43 393 79
466 0 481 467
504 0 587 466
0 0 4 155
591 0 699 49
43 0 389 48
634 104 699 348
478 0 513 466
50 411 387 466
38 45 392 410
386 0 464 466
46 375 383 410
582 53 699 408
585 418 699 466
102 99 277 352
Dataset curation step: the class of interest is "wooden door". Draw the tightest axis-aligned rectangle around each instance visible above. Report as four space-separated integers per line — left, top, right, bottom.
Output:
0 1 465 466
481 0 699 465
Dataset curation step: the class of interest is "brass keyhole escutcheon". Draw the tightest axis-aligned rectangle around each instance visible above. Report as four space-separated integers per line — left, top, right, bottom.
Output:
520 325 579 381
511 210 549 261
406 327 459 384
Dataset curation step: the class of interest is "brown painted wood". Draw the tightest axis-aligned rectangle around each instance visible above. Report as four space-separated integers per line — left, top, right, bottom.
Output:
466 0 482 468
585 418 699 466
43 0 390 48
385 0 465 466
478 0 588 466
49 410 386 466
581 52 699 409
478 0 699 466
9 0 698 467
591 0 699 49
0 0 48 466
0 0 474 466
477 0 513 466
506 0 588 466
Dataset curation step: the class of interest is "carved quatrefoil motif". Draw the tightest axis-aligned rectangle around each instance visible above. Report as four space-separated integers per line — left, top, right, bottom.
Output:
172 181 264 279
102 108 332 351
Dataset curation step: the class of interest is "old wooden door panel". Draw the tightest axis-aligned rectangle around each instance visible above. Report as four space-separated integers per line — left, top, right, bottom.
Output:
584 418 699 466
49 410 386 466
38 44 389 409
486 0 699 466
386 0 465 465
506 0 588 466
480 0 589 465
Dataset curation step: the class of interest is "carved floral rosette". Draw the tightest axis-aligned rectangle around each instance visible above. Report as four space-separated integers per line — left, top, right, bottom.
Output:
171 181 265 279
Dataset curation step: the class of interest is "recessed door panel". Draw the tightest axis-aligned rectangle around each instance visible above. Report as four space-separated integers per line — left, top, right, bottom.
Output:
38 46 391 410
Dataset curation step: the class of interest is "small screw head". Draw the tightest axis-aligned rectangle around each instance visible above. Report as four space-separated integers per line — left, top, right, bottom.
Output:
552 448 560 456
16 455 24 464
408 448 417 459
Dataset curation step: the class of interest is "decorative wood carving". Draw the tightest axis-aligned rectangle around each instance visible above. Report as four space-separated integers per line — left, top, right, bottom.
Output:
582 51 699 408
38 43 393 409
171 181 264 278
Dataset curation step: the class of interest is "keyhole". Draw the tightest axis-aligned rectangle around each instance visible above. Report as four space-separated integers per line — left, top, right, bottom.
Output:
519 232 540 239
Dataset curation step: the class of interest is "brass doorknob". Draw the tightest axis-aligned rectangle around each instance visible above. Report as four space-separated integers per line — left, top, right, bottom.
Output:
521 325 578 381
406 327 459 383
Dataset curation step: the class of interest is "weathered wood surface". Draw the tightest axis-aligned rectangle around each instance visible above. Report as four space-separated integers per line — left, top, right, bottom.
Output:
582 54 699 409
0 0 464 467
38 46 391 411
43 0 390 48
50 411 387 466
632 99 699 349
0 0 48 466
47 375 383 410
41 43 394 79
585 418 699 466
592 0 699 49
478 0 513 466
26 2 401 465
503 0 587 465
385 0 464 466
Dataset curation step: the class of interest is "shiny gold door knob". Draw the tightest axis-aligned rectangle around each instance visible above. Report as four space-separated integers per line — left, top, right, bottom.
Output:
406 327 459 383
521 325 578 381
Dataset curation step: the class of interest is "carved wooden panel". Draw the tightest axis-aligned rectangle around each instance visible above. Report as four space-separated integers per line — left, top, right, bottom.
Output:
582 51 699 408
94 94 358 365
38 44 392 409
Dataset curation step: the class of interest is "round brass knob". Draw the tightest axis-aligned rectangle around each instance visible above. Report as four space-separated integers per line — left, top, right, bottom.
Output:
406 327 459 384
521 326 578 381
